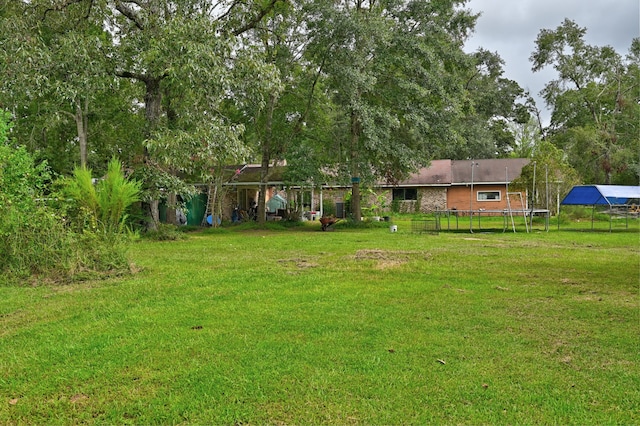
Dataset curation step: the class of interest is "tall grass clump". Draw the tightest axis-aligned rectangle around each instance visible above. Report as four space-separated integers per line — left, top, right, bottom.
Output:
0 205 73 282
142 223 188 241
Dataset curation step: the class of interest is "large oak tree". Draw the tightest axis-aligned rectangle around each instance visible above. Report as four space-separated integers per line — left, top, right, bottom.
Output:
304 0 476 220
531 19 639 184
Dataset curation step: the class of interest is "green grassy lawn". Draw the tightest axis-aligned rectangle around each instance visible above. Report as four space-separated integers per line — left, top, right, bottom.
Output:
2 220 639 424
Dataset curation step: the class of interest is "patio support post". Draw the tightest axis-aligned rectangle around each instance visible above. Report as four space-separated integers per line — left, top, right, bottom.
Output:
470 161 478 233
530 161 537 229
311 187 315 212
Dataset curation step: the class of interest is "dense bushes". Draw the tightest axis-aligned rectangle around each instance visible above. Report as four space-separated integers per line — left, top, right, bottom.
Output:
0 144 56 281
0 141 139 285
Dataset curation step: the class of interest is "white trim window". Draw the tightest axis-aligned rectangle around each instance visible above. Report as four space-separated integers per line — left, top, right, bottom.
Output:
477 191 501 201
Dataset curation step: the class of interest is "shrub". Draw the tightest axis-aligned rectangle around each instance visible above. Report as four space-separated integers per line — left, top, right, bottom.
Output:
62 157 141 233
0 142 63 282
0 144 50 215
323 199 336 216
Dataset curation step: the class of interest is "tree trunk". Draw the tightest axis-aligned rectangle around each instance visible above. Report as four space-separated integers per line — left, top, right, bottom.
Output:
211 183 220 227
350 110 362 222
144 77 163 138
115 69 165 231
352 179 361 221
166 192 177 225
149 199 160 229
144 76 163 230
74 98 89 168
258 93 276 225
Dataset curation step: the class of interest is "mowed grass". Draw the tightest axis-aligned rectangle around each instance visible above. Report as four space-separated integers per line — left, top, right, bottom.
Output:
1 221 639 424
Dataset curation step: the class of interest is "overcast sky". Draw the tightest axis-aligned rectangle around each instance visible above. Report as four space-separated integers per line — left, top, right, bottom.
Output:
463 0 640 123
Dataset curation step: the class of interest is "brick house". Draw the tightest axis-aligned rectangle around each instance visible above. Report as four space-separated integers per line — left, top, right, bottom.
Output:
325 158 530 217
446 158 530 215
203 158 530 222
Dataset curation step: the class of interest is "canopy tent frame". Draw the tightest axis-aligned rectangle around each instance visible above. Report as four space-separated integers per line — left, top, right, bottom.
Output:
560 185 640 231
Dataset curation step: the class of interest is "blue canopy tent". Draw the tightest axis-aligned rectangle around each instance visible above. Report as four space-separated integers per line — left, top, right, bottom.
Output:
560 185 640 230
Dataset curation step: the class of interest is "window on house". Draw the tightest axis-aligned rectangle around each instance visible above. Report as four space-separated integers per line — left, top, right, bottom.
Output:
477 191 501 201
392 188 418 201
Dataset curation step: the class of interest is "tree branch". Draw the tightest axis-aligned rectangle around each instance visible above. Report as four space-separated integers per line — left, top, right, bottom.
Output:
114 0 144 30
43 0 90 20
293 51 328 136
58 109 77 120
115 70 148 82
217 0 241 23
233 0 281 36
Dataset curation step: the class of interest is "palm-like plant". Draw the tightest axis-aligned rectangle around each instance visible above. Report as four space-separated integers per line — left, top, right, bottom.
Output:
65 157 141 233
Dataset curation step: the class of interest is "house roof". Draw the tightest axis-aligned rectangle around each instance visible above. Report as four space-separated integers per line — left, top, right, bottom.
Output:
388 160 452 186
229 165 287 186
226 158 530 188
561 185 640 206
450 158 529 185
380 158 529 187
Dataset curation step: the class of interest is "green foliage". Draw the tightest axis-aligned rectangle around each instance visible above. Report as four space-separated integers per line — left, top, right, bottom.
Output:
510 117 543 158
322 199 336 217
361 188 387 217
0 110 11 142
511 141 580 213
0 118 48 278
1 214 132 284
306 1 475 181
62 158 141 233
560 205 593 221
391 198 401 214
1 208 68 282
63 167 100 229
457 49 531 159
0 138 56 279
0 141 51 216
96 159 142 232
0 1 137 172
298 0 480 220
414 190 422 213
531 19 639 184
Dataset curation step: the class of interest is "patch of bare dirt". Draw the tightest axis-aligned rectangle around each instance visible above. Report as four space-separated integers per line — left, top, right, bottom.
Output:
353 249 430 269
354 249 426 260
70 394 89 404
278 257 320 271
374 259 407 270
